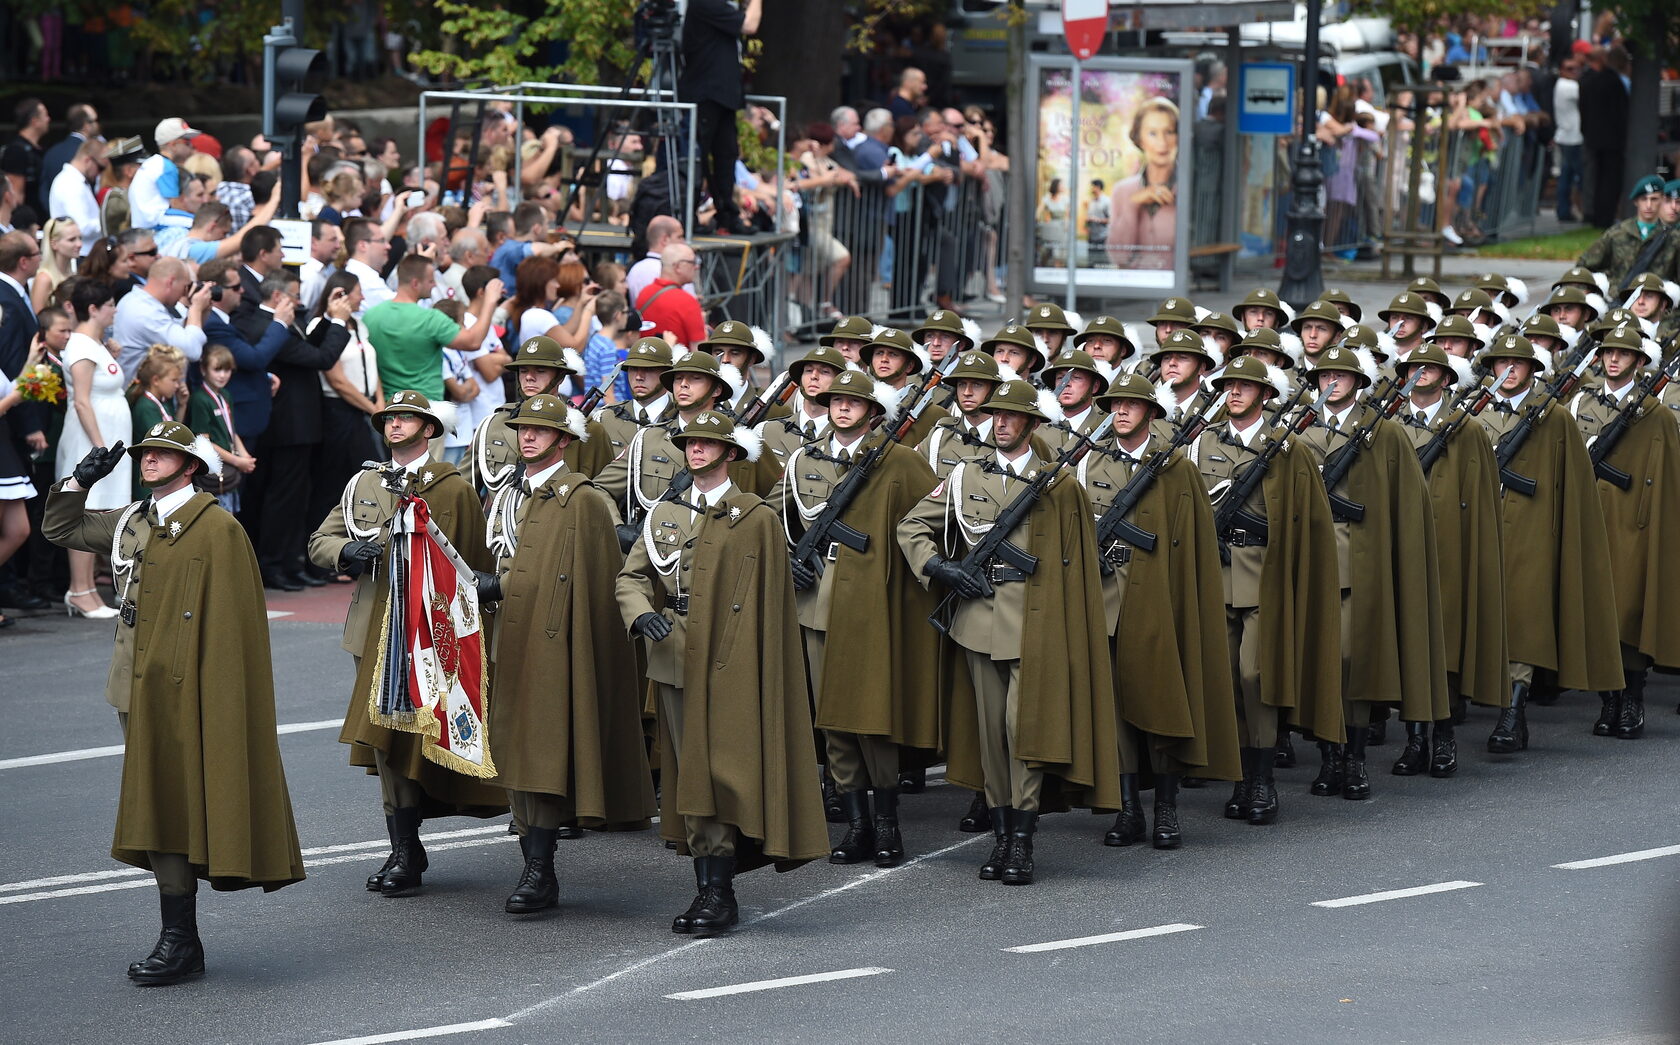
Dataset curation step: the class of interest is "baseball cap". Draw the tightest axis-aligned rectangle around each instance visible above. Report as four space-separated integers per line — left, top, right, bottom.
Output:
154 117 201 147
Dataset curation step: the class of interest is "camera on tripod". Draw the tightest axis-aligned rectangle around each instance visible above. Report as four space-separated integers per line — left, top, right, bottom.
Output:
635 0 681 48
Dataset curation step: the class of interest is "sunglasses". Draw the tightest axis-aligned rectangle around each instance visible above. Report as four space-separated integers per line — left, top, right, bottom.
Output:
129 248 159 257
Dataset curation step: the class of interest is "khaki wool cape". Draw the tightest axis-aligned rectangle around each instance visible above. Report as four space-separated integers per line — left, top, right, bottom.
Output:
1340 414 1450 722
943 472 1123 812
1495 402 1623 689
1592 402 1680 669
1418 414 1511 707
1255 441 1345 742
490 474 656 827
656 492 830 871
334 463 507 815
810 436 943 751
1111 450 1240 780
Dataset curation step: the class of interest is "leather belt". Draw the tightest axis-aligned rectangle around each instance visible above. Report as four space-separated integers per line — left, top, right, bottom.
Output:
1221 527 1268 548
1100 541 1132 567
987 562 1027 584
665 592 690 615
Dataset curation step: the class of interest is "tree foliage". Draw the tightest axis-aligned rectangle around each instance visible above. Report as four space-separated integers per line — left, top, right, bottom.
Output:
406 0 638 88
1344 0 1550 36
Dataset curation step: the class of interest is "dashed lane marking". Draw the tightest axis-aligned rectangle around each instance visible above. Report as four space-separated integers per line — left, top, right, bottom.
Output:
1311 880 1483 908
305 1018 513 1045
1553 844 1680 870
1003 922 1203 953
665 966 893 1001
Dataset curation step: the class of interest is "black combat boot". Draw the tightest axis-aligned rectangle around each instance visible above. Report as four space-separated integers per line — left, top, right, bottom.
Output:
1275 731 1297 769
1001 810 1038 884
1224 749 1254 820
1392 722 1429 776
1365 712 1388 747
1247 755 1279 825
978 807 1011 880
829 790 875 864
379 807 427 896
366 815 397 891
1616 670 1647 740
504 826 559 913
673 856 738 935
1593 691 1622 737
957 791 992 833
1309 741 1344 796
129 892 205 986
872 788 904 867
556 823 584 840
1429 719 1458 777
898 766 926 794
1152 775 1182 849
821 770 845 823
1104 774 1146 846
1487 681 1529 753
1342 725 1371 800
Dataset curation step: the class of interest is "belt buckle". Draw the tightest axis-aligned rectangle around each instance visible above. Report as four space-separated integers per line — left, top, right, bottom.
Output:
825 541 840 562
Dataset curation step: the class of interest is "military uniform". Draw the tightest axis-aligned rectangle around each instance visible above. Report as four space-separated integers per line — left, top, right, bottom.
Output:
595 350 737 530
1579 218 1661 293
464 335 613 501
1040 348 1113 455
864 326 947 445
917 350 1005 481
592 335 678 462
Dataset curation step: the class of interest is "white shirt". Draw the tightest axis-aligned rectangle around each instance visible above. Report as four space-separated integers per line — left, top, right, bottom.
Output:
691 478 735 519
1323 403 1357 431
128 153 172 230
826 432 866 459
1112 433 1150 464
345 258 394 318
398 450 432 476
626 253 695 302
633 392 671 424
1354 97 1391 135
1496 385 1531 412
994 449 1035 477
151 483 196 522
440 311 506 448
524 458 567 492
1553 77 1582 147
1604 379 1635 403
1063 405 1094 431
1228 418 1262 447
961 416 993 441
48 165 100 253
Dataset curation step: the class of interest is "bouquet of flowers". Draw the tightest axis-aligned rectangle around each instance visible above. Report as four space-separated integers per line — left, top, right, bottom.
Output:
16 363 65 404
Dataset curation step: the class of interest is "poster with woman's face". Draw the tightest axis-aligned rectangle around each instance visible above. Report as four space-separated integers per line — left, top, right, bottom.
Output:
1032 60 1190 294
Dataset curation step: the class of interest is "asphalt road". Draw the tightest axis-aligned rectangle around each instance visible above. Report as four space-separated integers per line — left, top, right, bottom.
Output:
2 597 1678 1045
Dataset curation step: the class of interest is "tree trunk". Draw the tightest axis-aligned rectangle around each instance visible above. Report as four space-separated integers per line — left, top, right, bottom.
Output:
1622 8 1665 191
1004 2 1028 314
750 3 847 129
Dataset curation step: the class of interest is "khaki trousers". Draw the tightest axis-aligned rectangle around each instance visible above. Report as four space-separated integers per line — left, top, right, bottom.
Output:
656 682 737 857
1225 605 1277 747
508 790 573 832
374 748 423 814
118 711 198 896
806 626 899 792
963 650 1043 813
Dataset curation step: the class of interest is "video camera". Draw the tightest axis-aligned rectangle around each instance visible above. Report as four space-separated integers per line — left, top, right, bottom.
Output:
635 0 681 48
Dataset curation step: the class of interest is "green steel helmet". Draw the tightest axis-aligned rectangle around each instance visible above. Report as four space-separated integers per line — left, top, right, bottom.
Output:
820 314 876 346
1073 314 1139 358
787 344 850 381
507 334 583 374
1094 371 1172 415
506 393 588 438
1147 295 1200 326
624 336 677 369
696 319 768 365
983 379 1057 421
1303 344 1374 388
1320 286 1363 322
1290 300 1346 334
1193 310 1244 339
1024 301 1077 334
1042 348 1111 394
1213 353 1286 398
864 326 927 374
947 349 1005 385
371 390 447 438
669 409 762 462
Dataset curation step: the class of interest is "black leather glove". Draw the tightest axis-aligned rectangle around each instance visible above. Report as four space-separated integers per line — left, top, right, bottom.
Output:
73 442 125 488
615 522 638 553
924 555 984 600
339 539 383 577
473 570 502 602
632 611 672 641
789 556 817 591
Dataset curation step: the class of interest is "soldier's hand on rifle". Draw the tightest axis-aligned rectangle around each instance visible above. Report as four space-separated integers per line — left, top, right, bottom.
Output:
340 539 384 576
789 556 817 591
633 611 672 641
73 442 125 489
925 555 984 600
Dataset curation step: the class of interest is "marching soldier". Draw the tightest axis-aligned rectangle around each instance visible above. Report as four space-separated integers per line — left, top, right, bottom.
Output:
1622 272 1678 352
1230 327 1301 376
593 336 677 461
479 394 655 914
616 410 828 934
1378 293 1439 357
1152 328 1219 412
1291 300 1349 365
1404 276 1452 311
1577 175 1667 291
821 314 876 365
1396 345 1509 776
981 321 1049 382
1470 273 1530 312
307 391 506 898
757 344 849 470
1475 334 1622 751
1427 315 1487 362
1147 296 1200 348
913 308 980 366
1446 287 1507 329
768 371 941 868
1538 284 1606 334
1188 355 1342 823
1040 347 1112 453
1234 288 1292 332
698 320 782 419
1024 301 1079 356
1192 310 1244 358
1080 374 1238 848
1075 314 1143 368
1553 265 1612 301
464 335 613 502
897 380 1122 885
866 326 948 444
46 424 305 985
1294 346 1448 801
1321 287 1364 323
1568 324 1680 739
918 350 1007 481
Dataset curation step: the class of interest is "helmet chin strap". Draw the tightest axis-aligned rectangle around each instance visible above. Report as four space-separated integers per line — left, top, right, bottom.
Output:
142 457 195 490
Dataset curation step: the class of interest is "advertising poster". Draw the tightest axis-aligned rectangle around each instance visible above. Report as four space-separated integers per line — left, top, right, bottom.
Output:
1029 57 1192 296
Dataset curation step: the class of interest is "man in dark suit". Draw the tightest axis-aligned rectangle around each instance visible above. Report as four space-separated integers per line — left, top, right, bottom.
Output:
199 258 290 442
235 226 283 326
678 0 762 236
1580 46 1631 228
0 231 45 609
237 269 343 590
38 103 99 212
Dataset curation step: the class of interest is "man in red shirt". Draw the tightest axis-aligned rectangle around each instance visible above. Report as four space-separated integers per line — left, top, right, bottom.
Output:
635 243 707 349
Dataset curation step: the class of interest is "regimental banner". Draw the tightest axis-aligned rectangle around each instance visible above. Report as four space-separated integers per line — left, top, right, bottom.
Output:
368 495 495 778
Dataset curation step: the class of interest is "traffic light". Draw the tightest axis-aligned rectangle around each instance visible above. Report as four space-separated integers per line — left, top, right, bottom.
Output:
262 35 326 141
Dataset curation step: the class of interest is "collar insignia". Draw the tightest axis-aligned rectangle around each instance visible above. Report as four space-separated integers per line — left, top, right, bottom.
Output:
728 505 742 521
168 520 182 537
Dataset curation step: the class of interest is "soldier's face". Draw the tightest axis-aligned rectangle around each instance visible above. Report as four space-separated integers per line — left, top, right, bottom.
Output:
1662 196 1680 224
1222 379 1267 420
626 365 664 400
1600 347 1640 381
1635 192 1661 222
1317 371 1356 407
1154 321 1185 343
518 366 562 397
922 331 959 360
1107 398 1154 438
990 410 1035 453
683 437 731 474
1245 347 1287 370
826 394 874 432
1038 330 1067 353
1156 352 1203 390
1632 291 1666 319
800 363 840 400
992 345 1033 375
1200 329 1237 353
1493 359 1536 392
1409 363 1448 394
953 378 995 414
832 338 865 363
1549 303 1587 328
1299 319 1339 352
671 373 714 408
717 346 754 372
870 348 911 382
1239 307 1277 331
138 448 190 487
515 425 569 463
1389 315 1423 341
1054 370 1097 408
383 414 426 448
1083 334 1123 362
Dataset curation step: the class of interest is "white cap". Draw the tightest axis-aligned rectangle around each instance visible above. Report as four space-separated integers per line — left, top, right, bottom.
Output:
154 118 200 147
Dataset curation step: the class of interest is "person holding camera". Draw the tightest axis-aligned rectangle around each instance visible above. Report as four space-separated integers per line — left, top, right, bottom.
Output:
112 257 210 382
679 0 763 237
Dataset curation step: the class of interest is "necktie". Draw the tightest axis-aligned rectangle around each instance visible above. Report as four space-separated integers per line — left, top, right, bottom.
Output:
837 448 852 465
1415 410 1428 425
804 421 817 440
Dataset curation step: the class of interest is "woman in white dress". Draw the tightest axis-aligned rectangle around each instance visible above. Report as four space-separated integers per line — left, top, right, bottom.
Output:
55 279 128 619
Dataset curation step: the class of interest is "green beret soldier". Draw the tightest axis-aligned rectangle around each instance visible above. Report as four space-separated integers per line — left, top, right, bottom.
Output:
1578 175 1668 291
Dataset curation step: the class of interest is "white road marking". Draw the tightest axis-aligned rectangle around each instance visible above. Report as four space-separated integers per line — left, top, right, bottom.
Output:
305 1018 512 1045
665 966 892 1001
0 825 516 904
1004 922 1203 953
1311 880 1482 908
0 718 343 770
266 610 294 620
1553 844 1680 870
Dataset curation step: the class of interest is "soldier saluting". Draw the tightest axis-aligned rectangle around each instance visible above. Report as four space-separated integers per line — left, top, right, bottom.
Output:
46 423 305 986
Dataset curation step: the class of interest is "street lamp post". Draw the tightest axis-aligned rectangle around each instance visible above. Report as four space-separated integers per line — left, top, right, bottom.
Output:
1277 0 1324 309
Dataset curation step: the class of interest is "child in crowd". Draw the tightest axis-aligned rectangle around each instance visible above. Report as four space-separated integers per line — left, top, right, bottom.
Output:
434 299 476 464
128 345 185 499
188 343 257 513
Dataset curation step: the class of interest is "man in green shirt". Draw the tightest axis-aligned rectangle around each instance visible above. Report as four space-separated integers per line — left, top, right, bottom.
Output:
363 254 504 403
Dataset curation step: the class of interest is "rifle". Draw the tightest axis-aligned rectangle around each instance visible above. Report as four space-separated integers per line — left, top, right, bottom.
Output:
1092 391 1227 556
927 413 1116 634
577 361 627 416
1495 344 1597 496
1589 350 1680 488
1211 382 1337 562
615 469 694 551
1317 368 1423 522
1417 365 1514 475
1618 229 1673 298
897 346 964 425
733 368 800 429
787 355 959 583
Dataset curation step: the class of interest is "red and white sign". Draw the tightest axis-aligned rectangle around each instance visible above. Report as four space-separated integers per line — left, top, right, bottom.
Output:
1061 0 1109 60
